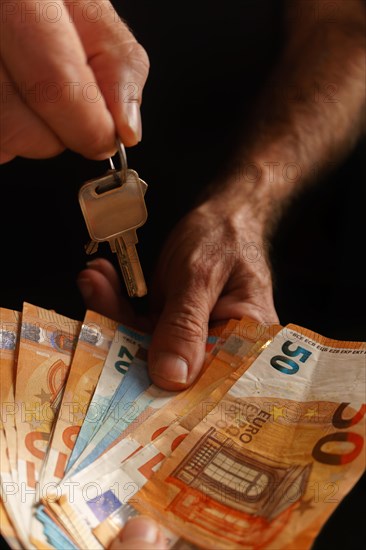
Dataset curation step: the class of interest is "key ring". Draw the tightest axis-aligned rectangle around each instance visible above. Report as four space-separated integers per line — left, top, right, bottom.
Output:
109 138 128 184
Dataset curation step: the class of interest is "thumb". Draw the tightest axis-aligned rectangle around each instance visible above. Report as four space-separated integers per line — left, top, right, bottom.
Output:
148 290 210 391
70 0 149 147
109 516 167 550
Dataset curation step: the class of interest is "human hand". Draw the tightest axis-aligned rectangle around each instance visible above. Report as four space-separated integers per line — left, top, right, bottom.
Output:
0 0 149 163
77 191 279 391
109 516 167 550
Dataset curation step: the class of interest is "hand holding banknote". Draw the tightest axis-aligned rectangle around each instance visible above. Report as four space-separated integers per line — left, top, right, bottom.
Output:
77 196 279 392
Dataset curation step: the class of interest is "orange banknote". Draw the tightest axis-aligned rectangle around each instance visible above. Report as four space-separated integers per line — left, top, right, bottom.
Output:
133 325 366 549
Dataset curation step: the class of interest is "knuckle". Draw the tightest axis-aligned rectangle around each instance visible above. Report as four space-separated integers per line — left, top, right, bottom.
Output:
117 39 150 88
192 256 221 286
187 254 228 296
126 41 150 71
134 42 150 76
163 300 208 345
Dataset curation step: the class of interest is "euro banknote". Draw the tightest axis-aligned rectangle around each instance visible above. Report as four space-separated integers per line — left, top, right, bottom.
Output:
0 302 364 550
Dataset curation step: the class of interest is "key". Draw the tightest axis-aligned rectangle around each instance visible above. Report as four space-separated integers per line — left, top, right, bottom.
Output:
84 178 147 257
79 144 148 298
79 168 148 297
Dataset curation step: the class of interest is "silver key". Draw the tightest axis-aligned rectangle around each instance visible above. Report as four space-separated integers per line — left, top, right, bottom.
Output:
84 178 147 257
79 142 148 297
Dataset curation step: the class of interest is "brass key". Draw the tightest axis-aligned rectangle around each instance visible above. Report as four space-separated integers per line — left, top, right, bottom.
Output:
79 141 148 297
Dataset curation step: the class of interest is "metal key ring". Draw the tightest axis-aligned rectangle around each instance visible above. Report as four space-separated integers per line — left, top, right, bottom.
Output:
109 138 128 183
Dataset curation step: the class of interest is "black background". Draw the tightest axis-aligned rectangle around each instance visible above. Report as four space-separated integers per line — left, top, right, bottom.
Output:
1 1 365 548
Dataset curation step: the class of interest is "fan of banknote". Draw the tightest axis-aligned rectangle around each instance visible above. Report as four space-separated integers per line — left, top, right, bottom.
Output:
1 302 365 550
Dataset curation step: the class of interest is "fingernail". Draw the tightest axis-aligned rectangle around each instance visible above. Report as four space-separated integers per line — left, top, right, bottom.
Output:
124 101 142 142
77 278 93 300
121 516 159 543
151 353 188 384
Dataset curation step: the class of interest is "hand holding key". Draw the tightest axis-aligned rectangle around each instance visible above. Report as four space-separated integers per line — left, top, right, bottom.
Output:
1 0 149 163
79 141 148 298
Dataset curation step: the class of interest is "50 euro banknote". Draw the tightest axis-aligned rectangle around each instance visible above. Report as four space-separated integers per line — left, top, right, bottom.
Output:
130 324 366 550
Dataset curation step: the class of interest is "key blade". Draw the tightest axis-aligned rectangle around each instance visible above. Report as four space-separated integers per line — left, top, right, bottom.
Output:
115 237 147 298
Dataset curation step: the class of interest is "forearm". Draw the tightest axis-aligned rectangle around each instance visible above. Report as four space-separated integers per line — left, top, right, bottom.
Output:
201 0 366 238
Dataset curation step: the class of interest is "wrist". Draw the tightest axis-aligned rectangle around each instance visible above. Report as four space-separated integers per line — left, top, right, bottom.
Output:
197 141 310 238
194 166 280 240
193 190 269 264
